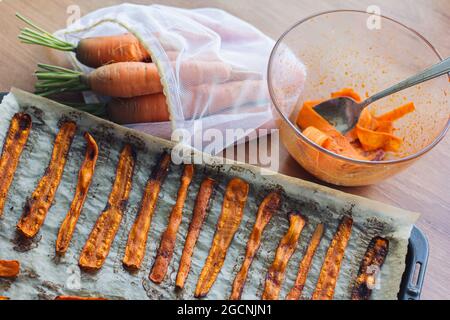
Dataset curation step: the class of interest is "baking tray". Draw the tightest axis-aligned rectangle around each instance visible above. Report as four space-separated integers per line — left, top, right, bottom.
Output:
0 91 428 300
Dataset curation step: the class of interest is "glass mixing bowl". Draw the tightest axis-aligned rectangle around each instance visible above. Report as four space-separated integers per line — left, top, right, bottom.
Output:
268 10 449 186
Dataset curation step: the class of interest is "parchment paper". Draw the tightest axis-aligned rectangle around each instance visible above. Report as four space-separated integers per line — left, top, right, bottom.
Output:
0 89 419 300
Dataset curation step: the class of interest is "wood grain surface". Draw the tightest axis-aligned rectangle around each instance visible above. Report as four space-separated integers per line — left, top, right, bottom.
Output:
0 0 448 300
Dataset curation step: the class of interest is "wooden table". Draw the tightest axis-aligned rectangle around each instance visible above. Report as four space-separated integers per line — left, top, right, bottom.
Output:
1 0 448 300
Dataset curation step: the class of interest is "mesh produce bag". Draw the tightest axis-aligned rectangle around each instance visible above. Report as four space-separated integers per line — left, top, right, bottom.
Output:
55 3 306 153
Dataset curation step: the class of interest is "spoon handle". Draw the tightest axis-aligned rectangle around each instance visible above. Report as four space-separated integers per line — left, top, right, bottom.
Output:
364 56 450 106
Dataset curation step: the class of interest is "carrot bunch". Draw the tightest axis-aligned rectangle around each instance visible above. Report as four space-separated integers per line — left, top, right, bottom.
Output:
18 13 264 125
17 13 169 122
297 88 415 161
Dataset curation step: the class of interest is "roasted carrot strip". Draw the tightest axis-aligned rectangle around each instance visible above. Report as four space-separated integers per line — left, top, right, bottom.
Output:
0 113 32 217
176 177 215 289
56 133 99 255
149 164 194 283
195 178 249 298
122 153 171 270
17 121 76 238
229 192 281 300
286 223 324 300
79 144 135 271
0 296 9 300
0 260 20 278
55 296 107 300
312 216 353 300
262 212 306 300
351 236 389 300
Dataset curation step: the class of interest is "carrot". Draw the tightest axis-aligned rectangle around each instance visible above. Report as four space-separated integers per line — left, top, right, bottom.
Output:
123 153 171 270
174 61 232 86
149 164 194 283
34 62 163 98
195 178 249 298
17 14 151 68
108 79 267 124
17 121 77 238
297 101 365 159
107 94 170 124
312 216 353 300
79 145 135 271
262 212 306 300
176 177 215 289
298 88 415 160
56 133 99 255
351 237 389 300
0 260 20 278
286 223 324 300
76 34 150 68
183 80 267 119
55 296 107 300
302 126 330 147
230 192 281 300
0 113 32 217
376 102 415 122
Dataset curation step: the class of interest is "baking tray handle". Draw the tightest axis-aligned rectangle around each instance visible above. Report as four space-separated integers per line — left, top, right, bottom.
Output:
398 226 429 300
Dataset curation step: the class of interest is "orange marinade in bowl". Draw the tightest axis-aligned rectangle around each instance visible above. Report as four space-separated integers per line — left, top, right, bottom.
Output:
268 10 449 186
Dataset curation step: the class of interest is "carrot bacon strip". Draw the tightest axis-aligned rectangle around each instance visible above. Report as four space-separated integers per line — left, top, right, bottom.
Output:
122 153 171 270
0 296 9 300
312 216 353 300
55 296 107 300
0 260 20 278
351 236 389 300
149 164 194 283
195 178 249 298
176 177 215 289
286 223 324 300
79 145 135 271
0 113 32 217
229 192 281 300
56 133 99 255
262 212 306 300
17 121 76 238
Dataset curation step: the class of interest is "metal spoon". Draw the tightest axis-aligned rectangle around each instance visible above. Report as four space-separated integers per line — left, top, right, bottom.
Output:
313 56 450 134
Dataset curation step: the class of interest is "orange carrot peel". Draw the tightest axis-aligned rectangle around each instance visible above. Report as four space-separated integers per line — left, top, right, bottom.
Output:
297 88 415 159
17 121 76 238
312 216 353 300
0 260 20 278
176 177 215 290
195 178 249 298
0 113 32 217
262 212 306 300
79 144 135 271
230 191 281 300
286 223 324 300
56 133 99 255
122 153 171 270
351 236 389 300
149 164 194 283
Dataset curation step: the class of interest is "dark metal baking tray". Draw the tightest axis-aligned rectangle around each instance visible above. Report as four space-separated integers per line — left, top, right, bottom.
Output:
0 92 428 300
